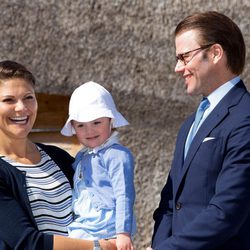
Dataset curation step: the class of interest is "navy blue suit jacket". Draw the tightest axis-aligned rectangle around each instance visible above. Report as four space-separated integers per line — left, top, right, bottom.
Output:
152 81 250 250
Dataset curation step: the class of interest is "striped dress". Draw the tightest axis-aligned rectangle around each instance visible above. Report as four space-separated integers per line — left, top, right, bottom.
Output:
1 146 73 235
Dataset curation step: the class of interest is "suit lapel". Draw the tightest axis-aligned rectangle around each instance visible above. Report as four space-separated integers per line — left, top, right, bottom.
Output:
174 114 195 173
182 105 228 169
175 81 247 195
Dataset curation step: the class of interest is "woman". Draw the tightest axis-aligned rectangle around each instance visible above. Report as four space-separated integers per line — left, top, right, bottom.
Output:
0 60 115 250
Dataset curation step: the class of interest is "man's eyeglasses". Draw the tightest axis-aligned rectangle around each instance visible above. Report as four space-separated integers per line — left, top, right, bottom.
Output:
176 44 214 65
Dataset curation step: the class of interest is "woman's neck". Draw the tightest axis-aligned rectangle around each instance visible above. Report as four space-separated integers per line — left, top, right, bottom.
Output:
0 137 40 164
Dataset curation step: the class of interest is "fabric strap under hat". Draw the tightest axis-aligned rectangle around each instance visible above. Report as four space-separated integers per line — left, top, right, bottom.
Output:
184 97 210 158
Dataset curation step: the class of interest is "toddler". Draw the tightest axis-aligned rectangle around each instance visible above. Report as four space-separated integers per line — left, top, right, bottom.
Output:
61 81 136 250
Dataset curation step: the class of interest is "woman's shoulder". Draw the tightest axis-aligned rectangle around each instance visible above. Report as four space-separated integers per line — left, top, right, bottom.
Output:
36 142 74 186
35 143 74 168
36 143 72 157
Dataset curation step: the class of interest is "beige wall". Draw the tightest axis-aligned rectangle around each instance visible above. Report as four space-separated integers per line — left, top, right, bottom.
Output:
1 1 249 248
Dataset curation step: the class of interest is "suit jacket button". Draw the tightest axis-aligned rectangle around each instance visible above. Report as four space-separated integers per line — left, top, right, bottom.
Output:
176 202 182 210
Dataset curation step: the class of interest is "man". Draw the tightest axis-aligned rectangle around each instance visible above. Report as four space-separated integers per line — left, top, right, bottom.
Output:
151 11 250 249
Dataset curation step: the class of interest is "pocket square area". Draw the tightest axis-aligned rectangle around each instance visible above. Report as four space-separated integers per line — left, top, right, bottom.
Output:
203 137 216 142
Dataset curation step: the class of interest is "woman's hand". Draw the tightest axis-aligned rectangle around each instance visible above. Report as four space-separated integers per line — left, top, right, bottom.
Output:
99 239 117 250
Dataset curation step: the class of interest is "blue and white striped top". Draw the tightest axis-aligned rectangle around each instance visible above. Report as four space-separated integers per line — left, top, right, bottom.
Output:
1 147 73 235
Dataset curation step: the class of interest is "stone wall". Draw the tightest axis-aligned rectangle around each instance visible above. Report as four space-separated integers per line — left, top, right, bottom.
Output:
0 0 249 248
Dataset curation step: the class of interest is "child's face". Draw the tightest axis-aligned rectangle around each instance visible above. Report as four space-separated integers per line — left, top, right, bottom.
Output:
72 117 112 149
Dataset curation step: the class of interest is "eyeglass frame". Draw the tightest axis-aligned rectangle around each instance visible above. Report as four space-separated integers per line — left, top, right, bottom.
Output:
176 43 215 65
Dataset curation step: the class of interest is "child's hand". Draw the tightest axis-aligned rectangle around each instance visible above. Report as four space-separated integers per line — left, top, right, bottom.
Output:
116 233 134 250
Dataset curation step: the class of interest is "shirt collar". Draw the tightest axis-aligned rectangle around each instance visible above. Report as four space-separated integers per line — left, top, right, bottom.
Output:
207 76 241 110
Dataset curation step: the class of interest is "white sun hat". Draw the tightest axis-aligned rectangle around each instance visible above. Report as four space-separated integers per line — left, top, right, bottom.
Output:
61 81 129 136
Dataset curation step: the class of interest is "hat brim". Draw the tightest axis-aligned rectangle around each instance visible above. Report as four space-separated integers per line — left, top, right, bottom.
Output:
61 109 128 136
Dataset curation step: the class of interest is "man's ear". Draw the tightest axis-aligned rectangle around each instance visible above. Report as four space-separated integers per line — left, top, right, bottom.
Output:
211 43 224 63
